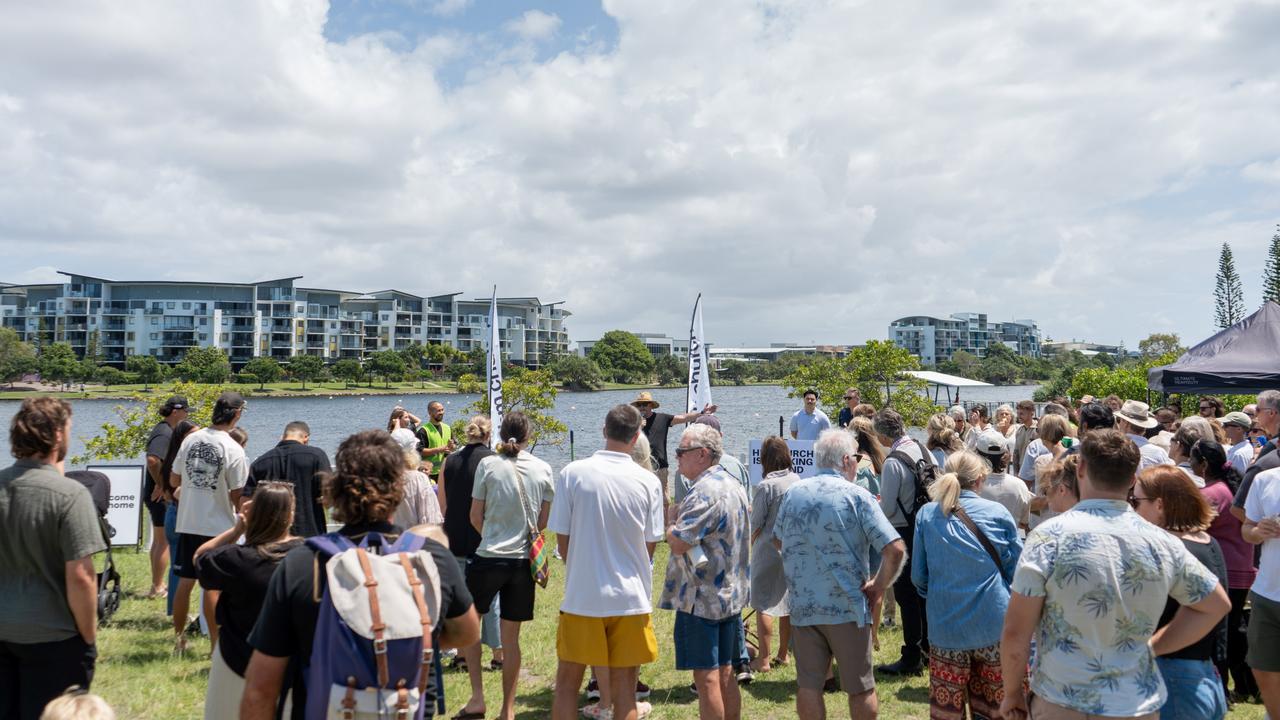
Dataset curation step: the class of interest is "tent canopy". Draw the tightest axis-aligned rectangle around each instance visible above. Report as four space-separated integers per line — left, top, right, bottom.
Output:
906 370 992 388
1148 302 1280 394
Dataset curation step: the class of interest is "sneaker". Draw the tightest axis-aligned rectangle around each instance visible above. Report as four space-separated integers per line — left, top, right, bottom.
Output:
880 616 896 628
585 677 600 701
581 703 611 719
689 682 698 696
634 679 651 700
823 676 840 694
636 701 652 719
736 666 754 685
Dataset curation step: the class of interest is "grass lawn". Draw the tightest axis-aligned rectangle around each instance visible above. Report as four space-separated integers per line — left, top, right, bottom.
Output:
93 541 1267 719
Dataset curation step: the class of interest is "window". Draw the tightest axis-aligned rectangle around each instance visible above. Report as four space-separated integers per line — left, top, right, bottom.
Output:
221 333 229 342
167 302 175 309
126 332 135 341
151 318 158 326
150 333 159 340
182 302 191 310
199 318 207 326
199 333 207 341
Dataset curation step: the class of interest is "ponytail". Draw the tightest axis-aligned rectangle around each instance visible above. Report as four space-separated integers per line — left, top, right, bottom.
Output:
932 450 990 517
496 411 530 458
930 472 964 516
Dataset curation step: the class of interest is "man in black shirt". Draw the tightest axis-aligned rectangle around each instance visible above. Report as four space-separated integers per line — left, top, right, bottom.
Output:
837 387 861 428
245 421 331 537
630 392 716 520
240 430 478 720
143 395 187 598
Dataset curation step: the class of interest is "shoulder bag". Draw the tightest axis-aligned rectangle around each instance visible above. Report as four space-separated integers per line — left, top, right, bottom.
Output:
512 462 551 588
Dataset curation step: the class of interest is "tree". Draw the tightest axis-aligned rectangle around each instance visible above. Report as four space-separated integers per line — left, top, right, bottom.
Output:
783 340 939 427
0 327 37 387
548 355 605 391
587 330 655 383
76 381 228 464
977 343 1021 385
654 354 683 386
126 355 166 390
1138 333 1184 360
84 330 102 367
242 356 284 390
465 367 567 448
366 351 406 388
398 343 426 371
289 354 324 390
96 365 126 387
40 343 81 385
331 359 363 388
1265 224 1280 305
940 350 980 379
1215 242 1245 329
174 347 231 384
721 360 752 386
425 342 462 371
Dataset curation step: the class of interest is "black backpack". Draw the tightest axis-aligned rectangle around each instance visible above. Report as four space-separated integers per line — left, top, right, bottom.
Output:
888 439 938 523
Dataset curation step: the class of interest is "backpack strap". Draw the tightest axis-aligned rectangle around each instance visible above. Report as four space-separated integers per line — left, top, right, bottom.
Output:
887 449 916 519
398 553 436 690
389 531 429 554
355 548 391 687
305 532 355 558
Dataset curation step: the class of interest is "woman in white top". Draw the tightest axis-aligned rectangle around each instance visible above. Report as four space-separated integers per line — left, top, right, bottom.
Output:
458 412 553 720
394 448 442 527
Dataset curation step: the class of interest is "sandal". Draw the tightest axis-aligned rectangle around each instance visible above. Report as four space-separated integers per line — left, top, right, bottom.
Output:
489 659 504 671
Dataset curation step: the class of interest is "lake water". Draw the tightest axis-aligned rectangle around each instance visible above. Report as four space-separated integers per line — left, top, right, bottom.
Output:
0 384 1040 474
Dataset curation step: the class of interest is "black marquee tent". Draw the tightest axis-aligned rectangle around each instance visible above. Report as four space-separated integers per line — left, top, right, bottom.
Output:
1148 301 1280 394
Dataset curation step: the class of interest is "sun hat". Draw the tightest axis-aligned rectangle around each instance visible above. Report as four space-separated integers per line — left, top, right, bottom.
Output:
1115 400 1159 429
1222 411 1253 429
631 391 660 409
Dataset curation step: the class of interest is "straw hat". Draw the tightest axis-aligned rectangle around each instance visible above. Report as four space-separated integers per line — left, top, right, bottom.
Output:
631 391 660 409
1115 400 1159 429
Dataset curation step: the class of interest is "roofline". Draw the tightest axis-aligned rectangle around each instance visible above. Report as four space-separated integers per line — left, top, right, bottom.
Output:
56 270 304 287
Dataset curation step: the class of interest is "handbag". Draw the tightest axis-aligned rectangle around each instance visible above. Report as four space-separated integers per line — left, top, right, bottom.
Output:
954 506 1010 585
513 463 551 588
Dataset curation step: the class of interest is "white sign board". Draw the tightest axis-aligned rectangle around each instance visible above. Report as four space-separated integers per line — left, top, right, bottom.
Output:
86 465 145 547
747 439 819 485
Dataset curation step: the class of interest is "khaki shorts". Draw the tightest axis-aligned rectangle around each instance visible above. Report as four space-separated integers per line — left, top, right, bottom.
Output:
792 622 874 695
556 612 659 668
1030 695 1157 720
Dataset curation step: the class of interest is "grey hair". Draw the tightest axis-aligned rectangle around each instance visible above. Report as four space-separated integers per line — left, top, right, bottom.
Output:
1177 416 1214 444
814 429 859 471
630 432 655 472
873 408 907 440
1043 403 1069 418
1259 390 1280 413
680 424 723 461
948 405 966 421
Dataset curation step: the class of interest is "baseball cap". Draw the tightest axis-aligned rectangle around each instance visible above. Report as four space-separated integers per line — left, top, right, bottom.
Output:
161 395 188 412
693 414 722 433
974 428 1009 456
212 391 246 419
1222 411 1252 429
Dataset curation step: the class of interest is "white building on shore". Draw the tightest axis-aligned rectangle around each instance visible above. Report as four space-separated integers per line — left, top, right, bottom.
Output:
0 271 570 369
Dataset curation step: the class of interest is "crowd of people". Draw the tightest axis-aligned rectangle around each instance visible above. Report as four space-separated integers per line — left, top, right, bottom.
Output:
4 386 1280 719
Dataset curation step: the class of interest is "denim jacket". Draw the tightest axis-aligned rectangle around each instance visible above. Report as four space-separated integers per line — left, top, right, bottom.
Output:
911 490 1022 650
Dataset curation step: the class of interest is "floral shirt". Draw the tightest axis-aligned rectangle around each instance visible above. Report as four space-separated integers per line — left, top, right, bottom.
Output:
1012 499 1219 716
659 464 750 620
775 470 901 627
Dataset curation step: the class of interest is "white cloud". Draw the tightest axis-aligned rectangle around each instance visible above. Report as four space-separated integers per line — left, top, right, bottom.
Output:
429 0 471 17
1243 158 1280 184
503 10 561 41
1 0 1279 348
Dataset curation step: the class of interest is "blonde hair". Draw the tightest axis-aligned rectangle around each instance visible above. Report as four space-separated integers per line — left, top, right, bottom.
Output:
929 450 991 517
41 692 116 720
464 415 492 444
925 412 962 453
630 432 655 472
1037 414 1072 446
403 448 420 471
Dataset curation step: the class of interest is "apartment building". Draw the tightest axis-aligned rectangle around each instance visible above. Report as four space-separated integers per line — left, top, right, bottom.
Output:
0 272 570 369
576 332 691 360
889 312 1041 366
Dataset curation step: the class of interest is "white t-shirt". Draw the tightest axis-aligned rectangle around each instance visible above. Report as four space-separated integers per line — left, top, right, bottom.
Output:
1244 467 1280 603
173 428 248 537
979 472 1034 533
548 450 664 617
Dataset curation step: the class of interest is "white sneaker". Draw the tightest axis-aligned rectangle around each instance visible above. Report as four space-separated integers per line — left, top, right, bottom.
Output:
581 703 612 719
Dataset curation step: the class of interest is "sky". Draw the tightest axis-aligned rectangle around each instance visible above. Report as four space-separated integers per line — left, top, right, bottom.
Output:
2 0 1279 349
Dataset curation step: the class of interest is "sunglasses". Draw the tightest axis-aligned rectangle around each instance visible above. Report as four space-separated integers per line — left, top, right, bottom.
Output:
1127 494 1153 509
843 396 855 400
675 446 705 457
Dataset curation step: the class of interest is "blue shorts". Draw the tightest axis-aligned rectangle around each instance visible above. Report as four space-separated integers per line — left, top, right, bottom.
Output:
1155 657 1226 720
674 611 742 671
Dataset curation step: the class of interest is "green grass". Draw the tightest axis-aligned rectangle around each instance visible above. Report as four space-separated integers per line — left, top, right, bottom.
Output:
94 543 1267 719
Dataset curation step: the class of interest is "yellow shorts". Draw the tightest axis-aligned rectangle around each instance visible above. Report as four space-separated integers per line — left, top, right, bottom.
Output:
556 612 659 668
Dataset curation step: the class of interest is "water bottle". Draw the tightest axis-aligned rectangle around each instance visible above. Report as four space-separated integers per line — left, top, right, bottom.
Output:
686 545 709 570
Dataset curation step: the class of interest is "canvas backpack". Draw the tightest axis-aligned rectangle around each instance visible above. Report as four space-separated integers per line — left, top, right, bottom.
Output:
304 531 443 720
888 439 938 524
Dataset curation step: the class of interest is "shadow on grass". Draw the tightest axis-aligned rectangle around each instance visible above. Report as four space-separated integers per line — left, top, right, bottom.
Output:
104 615 172 632
511 685 553 720
894 683 929 704
742 677 803 701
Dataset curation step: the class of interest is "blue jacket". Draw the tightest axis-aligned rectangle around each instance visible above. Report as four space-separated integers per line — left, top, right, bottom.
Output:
911 490 1022 650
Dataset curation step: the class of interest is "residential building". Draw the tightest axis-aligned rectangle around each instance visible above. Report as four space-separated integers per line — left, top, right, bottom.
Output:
0 272 570 369
577 332 690 360
889 313 1041 366
1041 340 1130 358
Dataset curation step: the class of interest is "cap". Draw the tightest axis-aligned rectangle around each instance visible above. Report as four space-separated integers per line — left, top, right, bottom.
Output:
1222 411 1252 429
161 396 188 412
975 428 1009 456
213 391 246 418
693 414 722 432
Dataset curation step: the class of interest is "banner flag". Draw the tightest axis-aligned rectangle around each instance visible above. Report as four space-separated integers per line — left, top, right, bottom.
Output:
687 294 712 413
487 287 503 446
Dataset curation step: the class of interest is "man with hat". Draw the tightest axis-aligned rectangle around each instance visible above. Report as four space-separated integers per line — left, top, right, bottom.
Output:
170 391 248 653
143 395 188 599
1222 411 1255 475
1113 399 1173 471
973 428 1034 535
630 392 717 519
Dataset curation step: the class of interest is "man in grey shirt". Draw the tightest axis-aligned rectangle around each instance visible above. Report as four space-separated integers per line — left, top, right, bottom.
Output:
0 398 105 720
873 408 934 676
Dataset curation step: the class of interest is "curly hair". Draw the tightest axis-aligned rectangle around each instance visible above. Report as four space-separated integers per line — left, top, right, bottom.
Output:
323 430 406 525
10 397 72 460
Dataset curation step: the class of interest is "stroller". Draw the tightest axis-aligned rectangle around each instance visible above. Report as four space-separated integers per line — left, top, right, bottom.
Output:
65 470 124 625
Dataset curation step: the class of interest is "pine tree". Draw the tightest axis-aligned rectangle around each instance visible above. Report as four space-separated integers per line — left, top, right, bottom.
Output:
1264 224 1280 305
1214 242 1244 329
